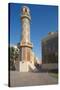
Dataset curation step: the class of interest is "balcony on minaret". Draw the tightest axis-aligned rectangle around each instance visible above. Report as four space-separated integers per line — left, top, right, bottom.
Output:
20 41 33 48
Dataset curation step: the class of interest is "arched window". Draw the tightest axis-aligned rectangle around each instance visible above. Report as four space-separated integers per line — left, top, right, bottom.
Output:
25 8 27 12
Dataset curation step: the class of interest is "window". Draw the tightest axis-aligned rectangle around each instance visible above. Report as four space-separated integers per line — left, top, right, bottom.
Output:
25 8 27 12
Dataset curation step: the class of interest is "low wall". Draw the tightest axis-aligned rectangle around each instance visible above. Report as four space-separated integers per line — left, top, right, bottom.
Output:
41 63 58 70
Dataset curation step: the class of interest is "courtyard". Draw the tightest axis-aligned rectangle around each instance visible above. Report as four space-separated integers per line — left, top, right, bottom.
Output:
10 71 58 87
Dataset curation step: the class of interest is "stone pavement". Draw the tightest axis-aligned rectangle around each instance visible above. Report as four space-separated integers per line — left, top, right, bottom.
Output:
10 71 58 87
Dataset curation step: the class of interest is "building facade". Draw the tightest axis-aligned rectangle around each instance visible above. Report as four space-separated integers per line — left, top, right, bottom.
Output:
42 32 58 64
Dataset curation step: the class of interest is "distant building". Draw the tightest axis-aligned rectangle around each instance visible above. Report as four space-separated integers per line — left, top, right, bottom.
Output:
42 32 58 64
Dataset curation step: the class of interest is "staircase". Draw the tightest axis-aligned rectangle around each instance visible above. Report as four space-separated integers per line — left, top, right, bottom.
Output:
28 62 39 72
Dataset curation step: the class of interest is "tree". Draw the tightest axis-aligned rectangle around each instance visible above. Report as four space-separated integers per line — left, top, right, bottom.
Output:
10 46 19 70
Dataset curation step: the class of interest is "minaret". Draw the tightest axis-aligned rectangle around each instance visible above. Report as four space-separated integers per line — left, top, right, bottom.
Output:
20 6 33 62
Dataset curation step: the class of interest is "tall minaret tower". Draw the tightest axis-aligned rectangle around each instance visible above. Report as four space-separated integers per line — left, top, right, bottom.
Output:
20 6 33 62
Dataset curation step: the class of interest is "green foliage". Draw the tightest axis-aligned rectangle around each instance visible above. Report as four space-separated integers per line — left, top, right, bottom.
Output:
10 46 19 70
10 47 15 59
10 47 19 60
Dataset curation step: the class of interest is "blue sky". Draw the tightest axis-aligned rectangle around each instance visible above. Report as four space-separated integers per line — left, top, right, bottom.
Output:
9 3 58 60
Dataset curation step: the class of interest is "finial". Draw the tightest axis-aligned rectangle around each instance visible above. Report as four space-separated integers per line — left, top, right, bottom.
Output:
21 6 30 16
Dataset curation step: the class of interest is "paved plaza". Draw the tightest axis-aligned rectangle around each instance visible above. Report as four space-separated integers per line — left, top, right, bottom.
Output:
10 71 58 87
